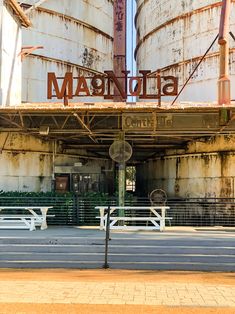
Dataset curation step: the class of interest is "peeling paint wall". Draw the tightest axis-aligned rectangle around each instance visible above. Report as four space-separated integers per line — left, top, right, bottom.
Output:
0 133 53 191
0 133 112 192
135 0 235 102
136 135 235 198
21 0 113 102
0 2 22 106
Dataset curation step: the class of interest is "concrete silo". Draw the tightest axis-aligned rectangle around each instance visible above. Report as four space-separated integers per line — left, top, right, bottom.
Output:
0 0 115 192
135 0 235 199
135 0 235 102
20 0 113 102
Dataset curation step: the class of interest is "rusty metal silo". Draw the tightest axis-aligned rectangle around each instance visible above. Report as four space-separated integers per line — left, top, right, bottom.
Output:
135 0 235 103
20 0 113 102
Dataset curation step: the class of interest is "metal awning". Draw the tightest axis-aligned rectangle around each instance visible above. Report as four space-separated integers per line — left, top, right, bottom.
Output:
0 102 235 161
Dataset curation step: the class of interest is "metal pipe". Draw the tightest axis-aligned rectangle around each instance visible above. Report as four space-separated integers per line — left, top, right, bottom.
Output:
113 0 127 101
219 0 231 44
218 0 231 106
73 113 98 143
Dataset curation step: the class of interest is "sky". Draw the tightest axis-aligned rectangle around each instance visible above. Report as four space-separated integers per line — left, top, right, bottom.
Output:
126 0 137 101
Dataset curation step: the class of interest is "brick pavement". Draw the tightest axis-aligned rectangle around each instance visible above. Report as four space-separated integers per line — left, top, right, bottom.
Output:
0 273 234 307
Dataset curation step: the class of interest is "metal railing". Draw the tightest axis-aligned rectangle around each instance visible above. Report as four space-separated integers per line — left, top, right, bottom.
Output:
77 197 235 227
0 195 234 227
0 195 76 225
167 198 235 226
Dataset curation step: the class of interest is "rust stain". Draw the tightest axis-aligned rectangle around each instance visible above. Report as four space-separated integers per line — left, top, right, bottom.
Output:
135 1 235 59
27 54 105 76
201 154 211 166
220 178 232 197
150 49 235 76
6 151 20 170
219 151 229 178
82 48 101 68
39 154 46 176
36 7 113 42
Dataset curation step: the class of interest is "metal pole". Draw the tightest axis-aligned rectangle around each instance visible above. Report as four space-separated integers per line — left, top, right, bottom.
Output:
218 0 231 106
118 162 125 217
118 133 126 217
103 206 111 269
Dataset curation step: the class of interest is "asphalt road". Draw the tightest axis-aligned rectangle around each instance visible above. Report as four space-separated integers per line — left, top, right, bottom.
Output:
0 226 234 271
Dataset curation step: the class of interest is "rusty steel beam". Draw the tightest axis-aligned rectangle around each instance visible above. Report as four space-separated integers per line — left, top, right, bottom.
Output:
8 0 31 27
113 0 127 101
18 111 25 128
73 113 98 143
218 0 231 106
24 0 48 14
18 46 43 61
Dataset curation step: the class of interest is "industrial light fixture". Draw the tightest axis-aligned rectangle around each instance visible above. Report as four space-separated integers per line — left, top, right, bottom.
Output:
39 126 49 135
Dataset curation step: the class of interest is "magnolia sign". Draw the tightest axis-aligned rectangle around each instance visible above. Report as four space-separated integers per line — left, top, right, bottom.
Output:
47 70 178 100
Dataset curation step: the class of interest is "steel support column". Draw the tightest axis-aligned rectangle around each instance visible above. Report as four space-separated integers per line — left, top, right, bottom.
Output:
218 0 231 106
113 0 126 101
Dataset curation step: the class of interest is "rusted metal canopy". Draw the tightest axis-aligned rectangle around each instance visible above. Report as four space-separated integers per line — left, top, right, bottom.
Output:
7 0 31 27
0 102 235 161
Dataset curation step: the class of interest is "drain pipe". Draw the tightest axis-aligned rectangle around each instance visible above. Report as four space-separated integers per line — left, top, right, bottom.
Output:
218 0 231 106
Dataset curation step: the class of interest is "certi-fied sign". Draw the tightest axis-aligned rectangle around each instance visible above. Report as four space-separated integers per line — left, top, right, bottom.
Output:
122 113 173 130
47 71 178 100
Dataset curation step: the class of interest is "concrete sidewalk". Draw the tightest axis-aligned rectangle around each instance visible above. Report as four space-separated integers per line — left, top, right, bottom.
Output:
0 270 234 313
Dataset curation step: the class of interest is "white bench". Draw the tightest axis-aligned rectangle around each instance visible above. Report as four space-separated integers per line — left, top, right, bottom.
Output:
0 206 53 230
0 215 39 231
95 206 172 232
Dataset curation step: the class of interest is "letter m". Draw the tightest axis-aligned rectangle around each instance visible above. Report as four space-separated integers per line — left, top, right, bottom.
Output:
47 72 73 99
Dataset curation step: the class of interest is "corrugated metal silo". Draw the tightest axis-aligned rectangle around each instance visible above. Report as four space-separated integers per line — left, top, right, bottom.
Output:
20 0 113 102
135 0 235 102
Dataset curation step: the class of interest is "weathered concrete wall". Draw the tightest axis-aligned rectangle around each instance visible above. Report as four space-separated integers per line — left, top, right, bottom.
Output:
0 132 111 192
0 3 22 106
0 133 52 191
136 135 235 198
